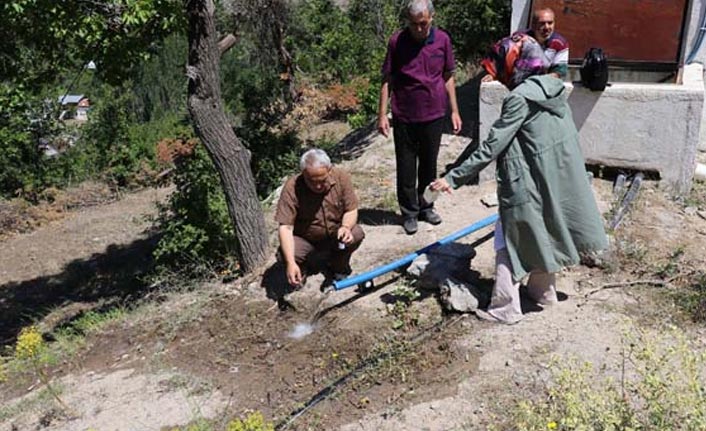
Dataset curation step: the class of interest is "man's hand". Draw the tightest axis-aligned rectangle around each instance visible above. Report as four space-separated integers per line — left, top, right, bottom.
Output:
451 112 462 134
430 178 453 194
337 226 353 245
286 262 303 287
378 115 390 138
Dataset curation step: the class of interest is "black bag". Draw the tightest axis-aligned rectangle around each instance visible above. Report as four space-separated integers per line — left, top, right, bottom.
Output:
580 47 609 91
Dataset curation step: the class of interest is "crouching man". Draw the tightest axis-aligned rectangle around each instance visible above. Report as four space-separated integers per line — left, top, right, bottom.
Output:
275 149 365 287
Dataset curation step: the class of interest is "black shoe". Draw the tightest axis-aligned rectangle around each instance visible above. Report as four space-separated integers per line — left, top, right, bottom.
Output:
330 265 352 282
333 272 349 282
419 209 442 225
403 218 418 235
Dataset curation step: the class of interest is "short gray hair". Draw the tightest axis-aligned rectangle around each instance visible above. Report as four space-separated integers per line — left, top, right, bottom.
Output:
300 148 332 171
406 0 434 17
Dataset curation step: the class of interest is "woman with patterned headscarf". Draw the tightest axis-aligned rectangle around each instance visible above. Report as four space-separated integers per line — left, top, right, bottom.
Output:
431 34 607 324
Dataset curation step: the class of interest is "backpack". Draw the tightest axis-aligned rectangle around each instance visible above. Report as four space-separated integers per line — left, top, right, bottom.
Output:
580 47 609 91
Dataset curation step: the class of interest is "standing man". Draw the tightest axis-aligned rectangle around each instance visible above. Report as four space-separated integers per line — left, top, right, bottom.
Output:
526 8 569 79
377 0 461 235
275 149 365 287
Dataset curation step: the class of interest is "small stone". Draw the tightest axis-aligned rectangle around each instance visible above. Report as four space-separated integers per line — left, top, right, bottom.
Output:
480 193 499 207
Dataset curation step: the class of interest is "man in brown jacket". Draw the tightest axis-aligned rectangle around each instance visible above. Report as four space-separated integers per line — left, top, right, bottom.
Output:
275 149 365 287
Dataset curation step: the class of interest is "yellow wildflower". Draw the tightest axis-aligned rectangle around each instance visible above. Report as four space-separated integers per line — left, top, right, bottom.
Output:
547 421 558 429
15 326 43 360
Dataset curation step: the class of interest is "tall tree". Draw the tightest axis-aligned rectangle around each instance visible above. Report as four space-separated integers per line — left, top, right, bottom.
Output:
4 0 270 273
185 0 269 272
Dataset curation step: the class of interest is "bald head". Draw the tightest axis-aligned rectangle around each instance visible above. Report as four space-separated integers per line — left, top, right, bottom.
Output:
531 8 555 44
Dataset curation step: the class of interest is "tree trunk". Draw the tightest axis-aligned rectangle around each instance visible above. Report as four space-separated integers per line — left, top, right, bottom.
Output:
185 0 268 273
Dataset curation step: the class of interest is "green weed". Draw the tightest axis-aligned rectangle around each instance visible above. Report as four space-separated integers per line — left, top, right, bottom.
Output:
388 285 421 330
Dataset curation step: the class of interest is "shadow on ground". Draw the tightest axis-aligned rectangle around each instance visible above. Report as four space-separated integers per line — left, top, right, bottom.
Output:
0 234 160 346
358 208 400 226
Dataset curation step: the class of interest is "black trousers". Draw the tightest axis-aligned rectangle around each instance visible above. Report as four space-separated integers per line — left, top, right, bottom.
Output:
393 117 444 220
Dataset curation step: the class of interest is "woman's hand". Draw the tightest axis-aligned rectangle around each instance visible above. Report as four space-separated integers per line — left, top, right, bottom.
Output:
430 178 453 194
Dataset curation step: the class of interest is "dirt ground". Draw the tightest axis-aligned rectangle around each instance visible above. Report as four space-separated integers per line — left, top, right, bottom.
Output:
2 129 706 430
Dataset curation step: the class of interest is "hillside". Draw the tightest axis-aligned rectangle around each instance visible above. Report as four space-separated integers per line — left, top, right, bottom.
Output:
1 125 706 430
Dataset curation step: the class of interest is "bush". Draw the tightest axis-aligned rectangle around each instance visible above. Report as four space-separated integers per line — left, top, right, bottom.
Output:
287 0 399 128
153 134 237 274
79 85 154 187
226 412 275 431
503 327 706 431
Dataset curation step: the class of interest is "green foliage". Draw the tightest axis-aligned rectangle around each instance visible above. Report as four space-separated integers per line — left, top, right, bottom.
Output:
388 284 421 330
672 271 706 323
132 34 188 122
0 84 89 199
78 85 155 187
287 0 399 127
347 78 384 128
288 0 367 83
153 137 237 272
0 84 41 196
226 412 275 431
653 246 685 279
504 328 706 431
435 0 511 63
220 38 302 198
2 0 184 88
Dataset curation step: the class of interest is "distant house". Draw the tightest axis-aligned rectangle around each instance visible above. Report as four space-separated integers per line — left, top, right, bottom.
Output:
58 94 90 122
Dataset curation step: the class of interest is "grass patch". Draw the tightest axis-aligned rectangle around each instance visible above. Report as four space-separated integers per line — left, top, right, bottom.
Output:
671 270 706 323
0 386 58 423
613 237 706 323
2 306 127 392
683 180 706 209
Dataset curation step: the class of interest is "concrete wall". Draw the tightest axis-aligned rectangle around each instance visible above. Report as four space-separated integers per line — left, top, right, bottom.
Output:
478 64 704 194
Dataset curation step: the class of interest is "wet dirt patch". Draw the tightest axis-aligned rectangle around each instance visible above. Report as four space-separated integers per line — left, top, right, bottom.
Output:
163 296 480 429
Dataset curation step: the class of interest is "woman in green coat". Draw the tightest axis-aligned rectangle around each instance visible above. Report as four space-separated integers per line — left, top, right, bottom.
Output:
431 34 607 324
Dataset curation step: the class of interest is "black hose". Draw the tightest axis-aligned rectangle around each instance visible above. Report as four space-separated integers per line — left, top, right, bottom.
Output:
275 315 465 430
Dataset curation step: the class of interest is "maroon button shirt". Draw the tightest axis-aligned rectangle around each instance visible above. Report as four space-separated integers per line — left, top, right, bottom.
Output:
382 27 455 124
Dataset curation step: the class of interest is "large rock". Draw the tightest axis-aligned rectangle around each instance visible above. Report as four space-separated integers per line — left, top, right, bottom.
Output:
406 243 477 290
439 277 485 313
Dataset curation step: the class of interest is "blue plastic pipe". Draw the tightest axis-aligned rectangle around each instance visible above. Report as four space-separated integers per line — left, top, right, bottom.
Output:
333 213 499 290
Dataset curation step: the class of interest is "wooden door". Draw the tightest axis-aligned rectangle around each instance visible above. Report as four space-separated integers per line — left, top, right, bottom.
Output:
531 0 689 65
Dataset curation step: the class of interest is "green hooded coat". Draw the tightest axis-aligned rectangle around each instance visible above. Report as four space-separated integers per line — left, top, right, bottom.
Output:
445 75 608 280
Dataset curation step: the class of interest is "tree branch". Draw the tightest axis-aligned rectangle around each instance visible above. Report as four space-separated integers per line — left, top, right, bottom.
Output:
583 277 678 297
218 33 238 56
